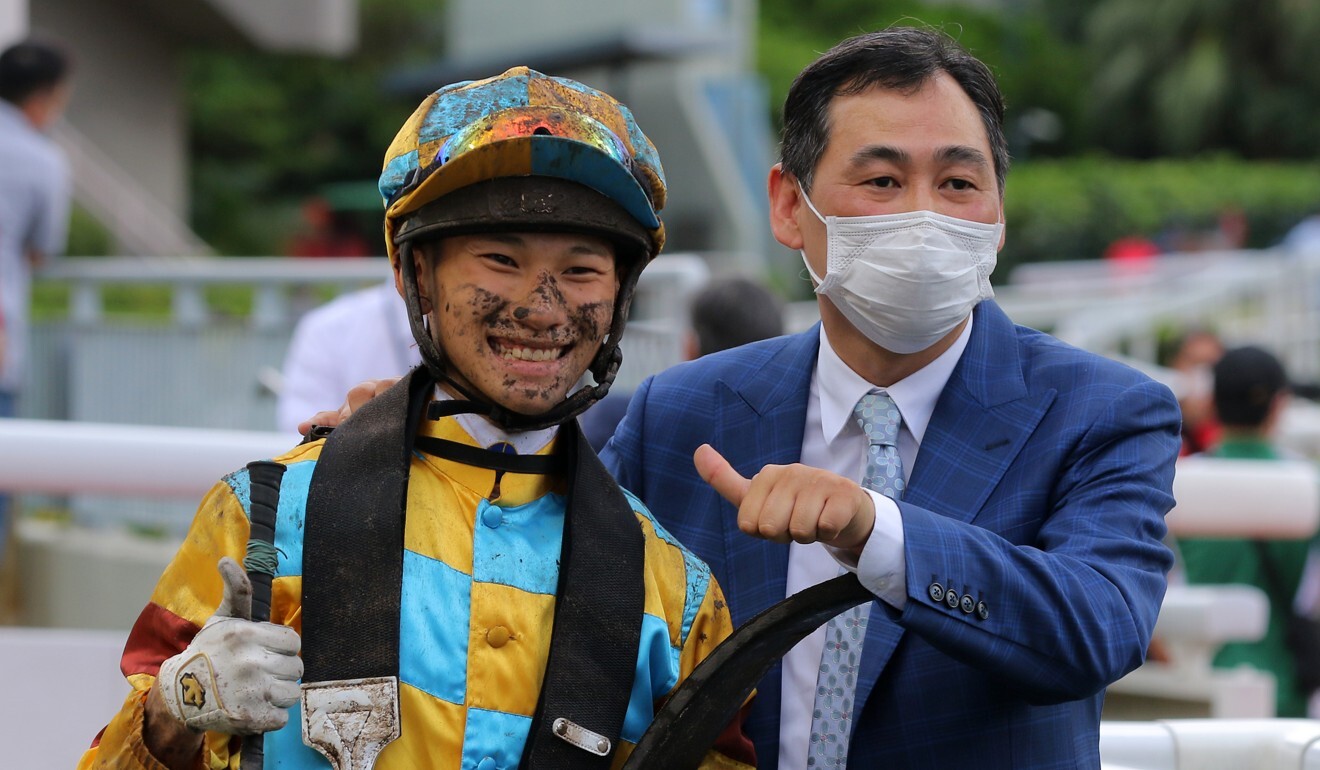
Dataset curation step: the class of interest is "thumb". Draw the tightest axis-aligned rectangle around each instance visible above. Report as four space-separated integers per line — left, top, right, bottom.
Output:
214 556 253 621
694 444 750 507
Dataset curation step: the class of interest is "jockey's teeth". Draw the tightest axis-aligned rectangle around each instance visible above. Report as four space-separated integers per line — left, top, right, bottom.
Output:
502 345 560 362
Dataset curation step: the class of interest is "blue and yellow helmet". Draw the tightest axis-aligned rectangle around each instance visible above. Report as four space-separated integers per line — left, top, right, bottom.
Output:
379 67 668 430
380 66 666 267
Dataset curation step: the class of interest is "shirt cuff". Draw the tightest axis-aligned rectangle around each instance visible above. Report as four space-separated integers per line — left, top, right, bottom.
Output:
825 489 907 609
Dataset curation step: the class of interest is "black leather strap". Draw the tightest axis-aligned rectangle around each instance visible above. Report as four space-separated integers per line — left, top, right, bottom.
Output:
415 434 566 476
519 419 646 769
301 367 431 682
622 572 874 769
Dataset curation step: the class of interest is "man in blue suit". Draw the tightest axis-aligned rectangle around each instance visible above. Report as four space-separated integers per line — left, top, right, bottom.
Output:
603 27 1181 769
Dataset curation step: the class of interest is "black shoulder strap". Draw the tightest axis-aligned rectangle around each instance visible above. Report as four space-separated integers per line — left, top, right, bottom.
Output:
520 418 645 769
301 367 430 682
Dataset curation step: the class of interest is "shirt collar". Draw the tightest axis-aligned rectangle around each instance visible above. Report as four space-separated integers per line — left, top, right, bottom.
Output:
432 385 558 455
0 100 31 132
815 315 973 447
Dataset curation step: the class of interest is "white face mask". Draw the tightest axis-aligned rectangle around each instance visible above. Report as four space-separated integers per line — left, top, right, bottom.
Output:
799 186 1002 354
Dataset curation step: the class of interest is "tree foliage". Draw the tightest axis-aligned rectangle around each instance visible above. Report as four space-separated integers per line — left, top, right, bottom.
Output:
184 0 1320 258
1080 0 1320 157
757 0 1088 159
186 0 445 255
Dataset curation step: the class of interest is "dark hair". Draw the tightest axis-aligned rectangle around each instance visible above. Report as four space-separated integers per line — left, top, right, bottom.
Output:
690 277 785 356
780 26 1008 194
1213 345 1288 429
0 39 71 106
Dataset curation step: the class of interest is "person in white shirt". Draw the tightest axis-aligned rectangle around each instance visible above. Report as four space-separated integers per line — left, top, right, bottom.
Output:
275 279 418 435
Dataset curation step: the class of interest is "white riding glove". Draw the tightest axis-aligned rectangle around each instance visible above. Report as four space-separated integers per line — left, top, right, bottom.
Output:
156 556 303 734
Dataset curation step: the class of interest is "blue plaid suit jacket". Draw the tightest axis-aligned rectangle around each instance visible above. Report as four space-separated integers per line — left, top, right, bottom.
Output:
603 300 1180 769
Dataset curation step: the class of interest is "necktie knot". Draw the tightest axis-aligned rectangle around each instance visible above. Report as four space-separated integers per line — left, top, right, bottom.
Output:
853 389 901 449
852 388 905 500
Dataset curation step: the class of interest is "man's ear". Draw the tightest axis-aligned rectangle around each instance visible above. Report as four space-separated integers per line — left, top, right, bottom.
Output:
768 164 806 251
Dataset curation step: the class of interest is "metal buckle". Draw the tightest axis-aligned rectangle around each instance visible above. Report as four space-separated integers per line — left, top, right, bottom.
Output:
552 717 612 756
301 676 401 770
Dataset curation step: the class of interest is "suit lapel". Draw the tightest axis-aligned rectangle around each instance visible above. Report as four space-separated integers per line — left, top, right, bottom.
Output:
853 301 1054 720
905 301 1054 522
715 328 819 627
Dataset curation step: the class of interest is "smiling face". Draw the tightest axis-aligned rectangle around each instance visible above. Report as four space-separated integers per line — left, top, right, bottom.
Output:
408 231 619 416
768 72 1005 383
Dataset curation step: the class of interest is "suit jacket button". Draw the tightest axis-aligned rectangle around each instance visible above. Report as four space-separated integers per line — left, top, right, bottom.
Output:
976 601 989 620
928 582 945 603
944 589 960 609
960 595 975 614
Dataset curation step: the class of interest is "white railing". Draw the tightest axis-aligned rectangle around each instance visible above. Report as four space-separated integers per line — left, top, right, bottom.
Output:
0 418 289 498
1 429 1317 767
37 252 709 329
40 255 391 328
998 248 1320 384
1100 719 1320 770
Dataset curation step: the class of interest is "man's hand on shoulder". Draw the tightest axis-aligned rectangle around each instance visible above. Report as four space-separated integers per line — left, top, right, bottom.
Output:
694 443 876 556
297 377 402 436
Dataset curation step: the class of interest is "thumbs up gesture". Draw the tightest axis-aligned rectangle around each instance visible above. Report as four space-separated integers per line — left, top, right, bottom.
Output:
694 444 877 554
154 557 303 735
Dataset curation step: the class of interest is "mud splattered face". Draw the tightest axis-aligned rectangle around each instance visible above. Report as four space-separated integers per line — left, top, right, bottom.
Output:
414 232 618 417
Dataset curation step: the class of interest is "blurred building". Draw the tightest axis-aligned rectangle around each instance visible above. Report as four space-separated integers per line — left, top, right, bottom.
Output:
0 0 358 256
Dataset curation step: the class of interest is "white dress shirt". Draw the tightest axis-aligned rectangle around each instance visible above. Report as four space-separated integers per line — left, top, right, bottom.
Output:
778 317 972 769
276 280 420 435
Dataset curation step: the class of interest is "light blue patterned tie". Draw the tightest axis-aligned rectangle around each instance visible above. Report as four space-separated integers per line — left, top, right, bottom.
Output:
807 389 904 767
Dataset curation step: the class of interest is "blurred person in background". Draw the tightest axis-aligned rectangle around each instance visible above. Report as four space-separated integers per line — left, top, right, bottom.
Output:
580 274 786 451
1165 327 1226 455
285 196 373 259
0 37 72 608
1176 345 1315 717
1282 206 1320 257
685 275 787 362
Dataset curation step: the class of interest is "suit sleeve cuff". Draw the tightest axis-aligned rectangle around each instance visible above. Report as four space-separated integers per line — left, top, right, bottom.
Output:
825 489 907 609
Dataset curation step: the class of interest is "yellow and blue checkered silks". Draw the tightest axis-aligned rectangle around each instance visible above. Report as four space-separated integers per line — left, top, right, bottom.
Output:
379 66 667 267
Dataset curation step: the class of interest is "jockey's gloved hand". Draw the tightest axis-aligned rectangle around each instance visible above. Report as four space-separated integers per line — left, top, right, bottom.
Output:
155 556 302 734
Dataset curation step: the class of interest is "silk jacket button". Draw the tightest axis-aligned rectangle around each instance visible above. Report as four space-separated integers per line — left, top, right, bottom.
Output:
487 626 511 647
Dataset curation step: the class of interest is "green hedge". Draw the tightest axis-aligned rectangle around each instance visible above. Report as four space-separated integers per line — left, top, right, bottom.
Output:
1001 156 1320 277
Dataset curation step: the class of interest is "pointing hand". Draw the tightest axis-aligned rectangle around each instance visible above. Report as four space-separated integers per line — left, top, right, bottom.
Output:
694 444 876 554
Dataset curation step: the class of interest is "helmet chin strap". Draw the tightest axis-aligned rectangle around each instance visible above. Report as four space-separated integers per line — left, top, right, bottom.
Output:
396 240 637 433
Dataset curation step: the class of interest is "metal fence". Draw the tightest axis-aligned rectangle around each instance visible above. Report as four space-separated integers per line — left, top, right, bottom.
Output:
996 247 1320 385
